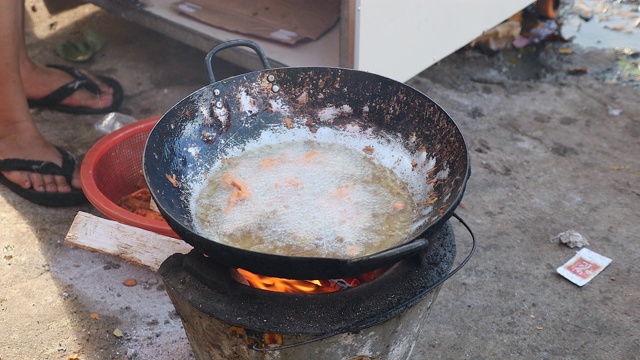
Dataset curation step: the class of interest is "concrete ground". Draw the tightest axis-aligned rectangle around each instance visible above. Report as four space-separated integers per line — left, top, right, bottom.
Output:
1 0 638 359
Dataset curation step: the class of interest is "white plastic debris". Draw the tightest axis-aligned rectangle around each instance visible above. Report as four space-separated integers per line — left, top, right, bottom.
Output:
529 19 559 43
94 112 138 134
557 248 612 286
607 105 623 117
551 229 590 248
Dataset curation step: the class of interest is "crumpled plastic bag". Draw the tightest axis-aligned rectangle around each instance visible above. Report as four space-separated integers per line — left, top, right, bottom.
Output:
550 229 590 248
94 112 138 134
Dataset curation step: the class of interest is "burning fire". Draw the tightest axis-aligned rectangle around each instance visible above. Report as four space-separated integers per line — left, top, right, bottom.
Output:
230 267 391 348
236 267 389 294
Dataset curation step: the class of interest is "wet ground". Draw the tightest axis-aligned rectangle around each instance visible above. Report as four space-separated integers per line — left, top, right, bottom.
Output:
1 0 639 359
565 0 640 50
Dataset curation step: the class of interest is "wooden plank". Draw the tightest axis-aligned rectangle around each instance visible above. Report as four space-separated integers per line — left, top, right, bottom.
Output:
64 211 193 272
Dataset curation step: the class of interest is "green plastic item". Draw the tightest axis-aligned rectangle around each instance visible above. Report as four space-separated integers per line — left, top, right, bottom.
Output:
55 30 106 62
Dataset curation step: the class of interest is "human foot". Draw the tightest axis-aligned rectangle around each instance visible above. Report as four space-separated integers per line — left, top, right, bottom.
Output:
22 63 123 114
0 126 86 206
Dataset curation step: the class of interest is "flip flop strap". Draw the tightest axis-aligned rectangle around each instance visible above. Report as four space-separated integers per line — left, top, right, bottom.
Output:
35 65 102 105
0 147 77 184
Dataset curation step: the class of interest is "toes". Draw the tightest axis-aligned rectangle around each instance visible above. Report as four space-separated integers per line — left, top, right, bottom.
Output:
40 174 58 193
55 69 116 110
64 82 114 110
28 172 47 192
99 92 115 108
54 174 72 193
2 171 32 190
71 168 82 190
80 70 114 95
11 171 74 193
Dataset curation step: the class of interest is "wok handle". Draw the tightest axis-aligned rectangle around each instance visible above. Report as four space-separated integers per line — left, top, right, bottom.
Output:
250 212 477 352
205 39 272 83
347 212 476 272
428 212 476 288
348 237 431 268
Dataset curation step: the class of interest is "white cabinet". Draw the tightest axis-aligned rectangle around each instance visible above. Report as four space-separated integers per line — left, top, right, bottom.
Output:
86 0 534 82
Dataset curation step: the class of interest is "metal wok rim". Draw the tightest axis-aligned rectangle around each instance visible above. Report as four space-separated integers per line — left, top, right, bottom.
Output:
143 66 470 279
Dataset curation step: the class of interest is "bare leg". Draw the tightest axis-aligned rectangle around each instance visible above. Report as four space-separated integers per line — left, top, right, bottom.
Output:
0 0 80 194
19 7 115 110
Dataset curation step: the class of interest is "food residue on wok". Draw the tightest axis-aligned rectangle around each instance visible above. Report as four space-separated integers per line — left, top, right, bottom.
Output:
284 117 293 129
166 173 179 187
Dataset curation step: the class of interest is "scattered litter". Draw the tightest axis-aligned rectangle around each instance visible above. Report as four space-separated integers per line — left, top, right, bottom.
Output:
471 4 569 52
527 19 559 43
90 312 100 319
607 105 623 116
470 20 521 52
513 35 533 49
123 278 137 287
559 17 583 40
557 248 612 286
56 30 106 62
569 0 640 50
559 47 573 54
616 56 640 81
569 1 594 21
567 67 588 75
604 24 632 33
610 165 631 171
113 328 124 338
94 112 138 134
469 0 639 54
551 229 590 248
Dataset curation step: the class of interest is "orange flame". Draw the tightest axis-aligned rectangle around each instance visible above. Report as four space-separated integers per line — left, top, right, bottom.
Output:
236 266 391 294
236 269 339 294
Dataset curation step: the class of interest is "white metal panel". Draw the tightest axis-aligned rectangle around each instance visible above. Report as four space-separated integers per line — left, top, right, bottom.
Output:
356 0 534 82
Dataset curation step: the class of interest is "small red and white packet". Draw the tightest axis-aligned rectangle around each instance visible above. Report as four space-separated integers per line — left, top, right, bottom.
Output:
557 248 612 286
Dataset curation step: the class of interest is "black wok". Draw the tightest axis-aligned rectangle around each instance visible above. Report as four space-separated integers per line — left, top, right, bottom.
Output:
143 40 470 280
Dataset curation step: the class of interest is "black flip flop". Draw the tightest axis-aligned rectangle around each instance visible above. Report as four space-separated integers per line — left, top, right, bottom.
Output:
0 146 88 207
27 64 124 115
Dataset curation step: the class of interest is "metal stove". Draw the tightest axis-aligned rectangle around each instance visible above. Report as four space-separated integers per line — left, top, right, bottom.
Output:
159 219 473 360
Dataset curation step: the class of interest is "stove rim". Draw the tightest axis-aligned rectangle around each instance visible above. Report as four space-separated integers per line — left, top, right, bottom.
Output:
158 219 473 336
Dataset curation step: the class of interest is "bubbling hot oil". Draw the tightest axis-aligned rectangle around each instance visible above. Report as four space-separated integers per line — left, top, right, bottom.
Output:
193 141 415 258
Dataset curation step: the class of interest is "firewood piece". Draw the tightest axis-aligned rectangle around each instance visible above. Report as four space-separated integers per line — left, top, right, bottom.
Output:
64 211 192 271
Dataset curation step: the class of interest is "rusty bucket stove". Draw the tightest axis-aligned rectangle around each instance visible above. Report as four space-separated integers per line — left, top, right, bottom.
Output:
158 216 474 360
